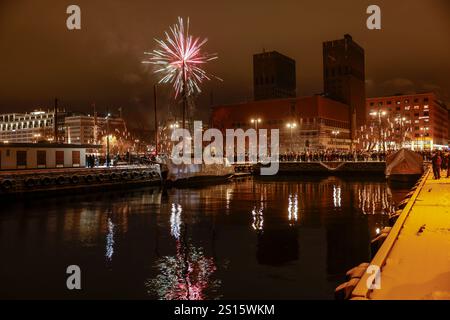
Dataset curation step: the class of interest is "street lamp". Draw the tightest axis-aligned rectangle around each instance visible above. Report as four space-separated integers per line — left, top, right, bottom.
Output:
250 118 262 157
331 130 340 149
250 118 262 131
106 112 111 167
419 127 429 150
370 110 387 152
395 116 407 149
286 122 297 152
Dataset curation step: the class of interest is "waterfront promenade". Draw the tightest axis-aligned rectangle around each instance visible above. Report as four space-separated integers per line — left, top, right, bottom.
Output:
352 169 450 299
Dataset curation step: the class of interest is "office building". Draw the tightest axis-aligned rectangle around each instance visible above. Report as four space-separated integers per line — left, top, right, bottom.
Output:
323 34 366 139
366 92 448 150
0 110 56 143
211 95 351 152
253 51 296 101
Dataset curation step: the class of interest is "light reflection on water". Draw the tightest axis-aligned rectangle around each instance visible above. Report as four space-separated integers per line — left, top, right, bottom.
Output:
0 176 412 299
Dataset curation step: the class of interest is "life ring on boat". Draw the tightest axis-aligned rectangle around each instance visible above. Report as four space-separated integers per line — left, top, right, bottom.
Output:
41 176 51 186
151 171 160 179
143 171 151 178
25 178 36 188
71 175 80 184
110 172 119 180
131 171 140 179
1 179 13 190
84 175 94 183
56 176 66 185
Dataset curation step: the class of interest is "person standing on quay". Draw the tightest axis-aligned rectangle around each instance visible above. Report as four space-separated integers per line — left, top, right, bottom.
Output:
446 151 450 178
442 151 449 177
431 151 441 179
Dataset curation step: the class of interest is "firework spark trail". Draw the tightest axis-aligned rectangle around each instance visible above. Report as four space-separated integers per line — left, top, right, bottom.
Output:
143 17 220 98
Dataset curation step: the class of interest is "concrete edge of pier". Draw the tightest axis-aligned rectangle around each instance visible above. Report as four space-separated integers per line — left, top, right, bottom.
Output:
351 168 431 299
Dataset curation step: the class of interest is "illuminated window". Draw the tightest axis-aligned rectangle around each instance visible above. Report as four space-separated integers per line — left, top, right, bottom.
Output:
414 105 420 109
424 105 429 109
405 106 410 111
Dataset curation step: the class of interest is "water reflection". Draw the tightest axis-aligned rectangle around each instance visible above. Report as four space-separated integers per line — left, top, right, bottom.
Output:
0 178 412 299
251 205 264 232
333 185 341 208
170 203 182 240
146 241 220 300
288 193 298 225
105 217 114 261
357 183 396 215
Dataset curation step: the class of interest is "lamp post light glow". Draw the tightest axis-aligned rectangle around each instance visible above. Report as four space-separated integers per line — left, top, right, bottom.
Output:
106 112 111 167
331 130 340 149
419 127 429 150
170 122 180 130
286 122 297 152
395 116 407 149
370 109 387 152
250 118 262 155
250 118 262 131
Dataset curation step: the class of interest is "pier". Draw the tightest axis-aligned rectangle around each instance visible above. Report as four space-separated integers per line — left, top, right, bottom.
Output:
352 169 450 299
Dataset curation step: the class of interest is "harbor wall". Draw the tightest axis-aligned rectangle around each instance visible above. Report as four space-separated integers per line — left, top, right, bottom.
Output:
254 161 386 175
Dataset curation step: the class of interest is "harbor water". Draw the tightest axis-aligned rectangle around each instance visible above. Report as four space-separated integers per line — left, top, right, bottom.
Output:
0 176 412 299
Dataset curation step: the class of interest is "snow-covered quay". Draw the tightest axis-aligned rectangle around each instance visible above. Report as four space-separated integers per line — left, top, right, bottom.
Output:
353 169 450 300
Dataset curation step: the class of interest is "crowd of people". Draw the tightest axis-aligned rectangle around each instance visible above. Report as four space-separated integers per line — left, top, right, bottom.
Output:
279 150 389 162
279 149 444 163
85 152 133 168
431 150 450 179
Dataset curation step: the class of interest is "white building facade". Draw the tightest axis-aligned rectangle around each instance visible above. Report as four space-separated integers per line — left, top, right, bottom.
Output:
0 111 55 143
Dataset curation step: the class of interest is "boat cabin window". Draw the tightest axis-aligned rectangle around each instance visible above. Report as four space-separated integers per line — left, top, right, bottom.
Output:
72 151 80 167
56 151 64 167
37 150 46 168
16 151 27 168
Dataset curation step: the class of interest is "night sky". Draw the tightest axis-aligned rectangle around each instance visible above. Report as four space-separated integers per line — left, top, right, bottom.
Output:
0 0 449 129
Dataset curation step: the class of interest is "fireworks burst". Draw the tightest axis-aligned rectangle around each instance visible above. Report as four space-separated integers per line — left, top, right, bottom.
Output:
143 17 220 98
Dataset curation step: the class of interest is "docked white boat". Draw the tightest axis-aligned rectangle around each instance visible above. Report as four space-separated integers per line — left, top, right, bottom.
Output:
165 158 235 187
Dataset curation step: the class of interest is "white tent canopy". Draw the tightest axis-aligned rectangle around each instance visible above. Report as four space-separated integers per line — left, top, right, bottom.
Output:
385 149 424 177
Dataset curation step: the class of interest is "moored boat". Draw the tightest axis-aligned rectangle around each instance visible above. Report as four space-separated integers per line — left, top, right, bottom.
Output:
165 158 235 187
